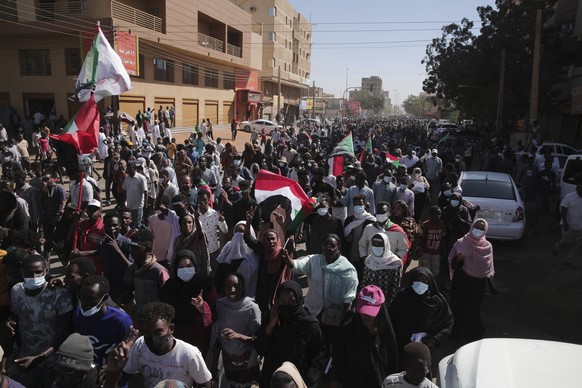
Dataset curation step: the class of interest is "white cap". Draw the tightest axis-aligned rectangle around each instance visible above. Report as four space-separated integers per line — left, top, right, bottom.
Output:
432 149 438 154
88 199 101 208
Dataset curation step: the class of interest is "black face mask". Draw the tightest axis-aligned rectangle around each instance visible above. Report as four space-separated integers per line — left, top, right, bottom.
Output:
145 334 170 354
278 304 302 323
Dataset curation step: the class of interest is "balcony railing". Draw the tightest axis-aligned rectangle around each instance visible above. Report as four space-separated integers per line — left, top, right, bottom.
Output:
198 32 224 52
36 1 88 20
226 43 241 57
112 0 163 33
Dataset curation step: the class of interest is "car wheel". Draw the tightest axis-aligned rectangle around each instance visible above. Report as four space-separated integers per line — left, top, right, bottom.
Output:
244 125 251 132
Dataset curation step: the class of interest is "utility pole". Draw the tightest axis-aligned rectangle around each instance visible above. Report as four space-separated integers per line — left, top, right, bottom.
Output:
277 66 282 119
529 6 542 123
496 49 506 132
312 81 316 118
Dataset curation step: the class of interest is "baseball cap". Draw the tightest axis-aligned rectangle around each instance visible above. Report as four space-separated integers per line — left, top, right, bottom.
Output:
87 199 101 208
356 285 385 317
431 149 438 154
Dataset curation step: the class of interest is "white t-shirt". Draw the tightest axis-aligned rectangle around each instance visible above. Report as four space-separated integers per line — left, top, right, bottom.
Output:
561 191 582 231
123 337 212 387
149 215 173 262
383 372 438 388
123 173 147 209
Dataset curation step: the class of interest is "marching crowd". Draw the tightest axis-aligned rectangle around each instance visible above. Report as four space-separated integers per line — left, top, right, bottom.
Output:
2 112 575 388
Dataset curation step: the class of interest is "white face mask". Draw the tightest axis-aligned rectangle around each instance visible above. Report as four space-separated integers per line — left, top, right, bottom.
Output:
177 267 196 282
414 173 421 178
471 228 485 238
353 205 365 215
399 184 407 191
371 246 384 257
79 295 106 317
317 207 328 216
411 281 429 295
450 200 460 207
383 176 391 183
23 276 46 290
376 213 388 223
444 190 452 197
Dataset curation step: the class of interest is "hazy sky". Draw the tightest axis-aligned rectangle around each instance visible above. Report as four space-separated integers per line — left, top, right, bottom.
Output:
290 0 495 105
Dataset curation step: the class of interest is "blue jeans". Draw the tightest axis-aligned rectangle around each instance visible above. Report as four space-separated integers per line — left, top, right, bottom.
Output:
131 208 143 228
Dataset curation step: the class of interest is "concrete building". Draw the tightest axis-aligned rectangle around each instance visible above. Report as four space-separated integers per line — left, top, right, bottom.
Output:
229 0 312 123
0 0 264 132
362 76 383 95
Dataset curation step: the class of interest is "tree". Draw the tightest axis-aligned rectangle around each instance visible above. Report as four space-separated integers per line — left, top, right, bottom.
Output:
350 90 386 115
422 0 557 122
402 93 437 117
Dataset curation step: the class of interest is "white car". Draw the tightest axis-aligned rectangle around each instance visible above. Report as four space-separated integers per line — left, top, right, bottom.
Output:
458 171 525 240
438 338 582 388
560 154 582 201
240 119 281 134
537 142 580 156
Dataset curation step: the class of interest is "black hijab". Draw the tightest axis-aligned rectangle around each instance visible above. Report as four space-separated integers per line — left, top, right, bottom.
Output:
276 281 318 325
390 267 453 350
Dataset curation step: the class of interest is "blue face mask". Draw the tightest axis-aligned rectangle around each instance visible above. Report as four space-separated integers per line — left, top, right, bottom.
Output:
79 295 106 317
411 281 429 295
23 276 46 290
450 200 460 207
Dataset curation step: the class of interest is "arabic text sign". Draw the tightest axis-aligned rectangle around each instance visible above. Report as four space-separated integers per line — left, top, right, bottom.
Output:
115 32 139 76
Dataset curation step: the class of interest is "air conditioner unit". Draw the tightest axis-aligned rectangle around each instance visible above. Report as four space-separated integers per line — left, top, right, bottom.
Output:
250 6 257 11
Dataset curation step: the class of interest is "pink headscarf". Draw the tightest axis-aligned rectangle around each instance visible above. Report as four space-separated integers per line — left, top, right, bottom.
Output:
448 218 494 279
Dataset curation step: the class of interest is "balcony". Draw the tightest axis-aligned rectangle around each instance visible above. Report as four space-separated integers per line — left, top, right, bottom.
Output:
32 0 162 33
226 43 241 57
111 1 163 33
198 32 224 52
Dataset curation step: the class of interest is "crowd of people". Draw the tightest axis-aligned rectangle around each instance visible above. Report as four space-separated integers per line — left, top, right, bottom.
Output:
3 111 570 388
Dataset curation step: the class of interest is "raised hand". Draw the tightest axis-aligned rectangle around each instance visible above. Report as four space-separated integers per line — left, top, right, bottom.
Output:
191 289 205 313
106 326 140 372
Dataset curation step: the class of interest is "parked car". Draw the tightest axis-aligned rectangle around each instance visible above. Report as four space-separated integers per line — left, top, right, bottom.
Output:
429 123 459 141
537 142 580 156
438 338 582 388
458 171 525 240
560 154 582 202
239 119 282 134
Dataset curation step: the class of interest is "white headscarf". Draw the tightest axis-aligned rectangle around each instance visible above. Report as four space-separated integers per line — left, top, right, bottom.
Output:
364 233 402 271
216 221 259 297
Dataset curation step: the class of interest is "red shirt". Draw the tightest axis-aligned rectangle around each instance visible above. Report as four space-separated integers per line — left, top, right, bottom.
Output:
78 217 106 273
420 219 446 256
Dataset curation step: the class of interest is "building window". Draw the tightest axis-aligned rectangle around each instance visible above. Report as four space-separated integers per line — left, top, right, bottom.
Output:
268 6 276 17
268 32 276 42
154 58 174 82
205 68 218 88
19 49 51 76
271 58 276 68
64 48 81 76
0 0 17 22
183 64 199 85
223 71 234 90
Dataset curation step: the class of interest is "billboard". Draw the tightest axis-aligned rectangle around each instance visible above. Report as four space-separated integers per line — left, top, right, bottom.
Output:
235 69 259 91
115 32 139 76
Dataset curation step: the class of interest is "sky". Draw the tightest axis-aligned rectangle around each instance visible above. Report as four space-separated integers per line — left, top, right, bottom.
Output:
289 0 496 106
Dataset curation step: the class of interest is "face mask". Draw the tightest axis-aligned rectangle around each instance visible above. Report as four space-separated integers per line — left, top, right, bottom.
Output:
400 184 407 191
471 228 485 238
23 276 46 290
177 267 196 282
277 304 299 322
353 205 365 215
317 207 328 216
376 213 388 223
233 160 241 166
146 334 170 354
444 190 452 197
383 176 391 183
4 157 12 163
79 295 105 317
371 246 384 257
450 200 460 207
412 281 429 295
319 152 324 156
432 154 437 158
414 173 421 178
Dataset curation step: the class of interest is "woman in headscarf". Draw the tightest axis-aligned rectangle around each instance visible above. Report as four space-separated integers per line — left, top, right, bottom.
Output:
329 285 399 388
441 192 472 257
159 249 217 356
361 233 403 307
243 207 292 313
174 149 194 183
390 200 420 268
214 221 260 298
389 267 453 371
241 142 256 170
407 167 430 221
220 142 238 172
212 273 261 388
271 362 308 388
255 281 326 388
448 219 494 343
172 213 211 277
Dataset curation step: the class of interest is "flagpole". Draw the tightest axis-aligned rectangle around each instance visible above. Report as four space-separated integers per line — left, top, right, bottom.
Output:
71 170 84 250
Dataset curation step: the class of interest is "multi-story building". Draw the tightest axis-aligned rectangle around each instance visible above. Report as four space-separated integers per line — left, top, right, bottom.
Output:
362 76 383 95
229 0 312 123
0 0 264 131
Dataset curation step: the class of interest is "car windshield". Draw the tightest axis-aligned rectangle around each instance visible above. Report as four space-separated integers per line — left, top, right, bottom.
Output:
461 179 516 200
563 159 582 184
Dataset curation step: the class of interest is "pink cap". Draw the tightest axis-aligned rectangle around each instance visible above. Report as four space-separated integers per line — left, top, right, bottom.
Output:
356 285 385 317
